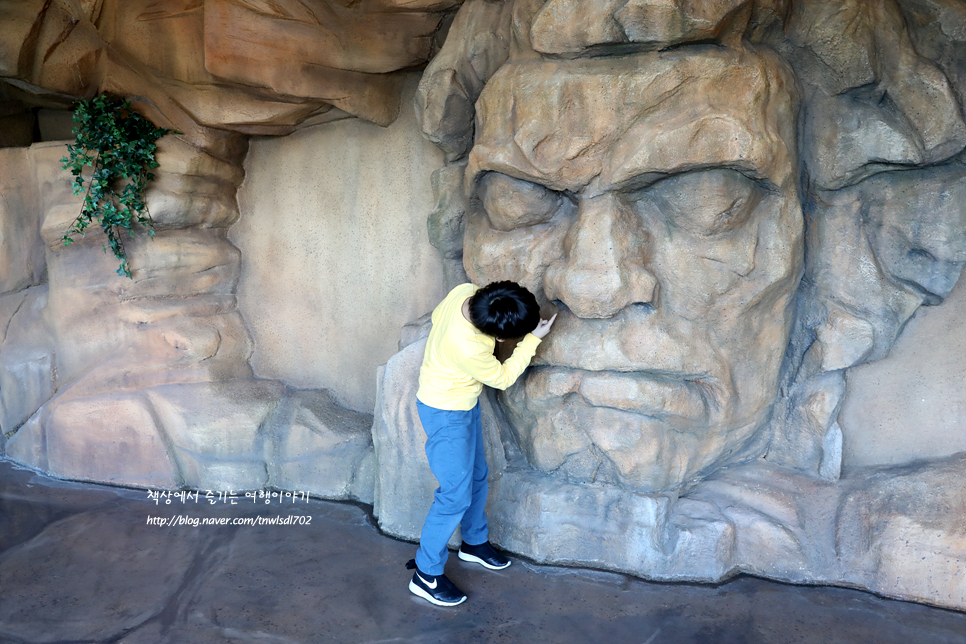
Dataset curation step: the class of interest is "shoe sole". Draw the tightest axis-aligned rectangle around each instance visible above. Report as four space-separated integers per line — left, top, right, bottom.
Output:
409 580 467 607
458 550 511 570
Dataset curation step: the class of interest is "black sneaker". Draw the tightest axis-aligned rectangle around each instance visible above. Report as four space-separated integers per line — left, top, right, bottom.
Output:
458 541 511 570
406 559 467 606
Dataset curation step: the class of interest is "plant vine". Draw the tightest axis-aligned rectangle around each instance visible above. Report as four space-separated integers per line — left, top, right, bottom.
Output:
61 94 176 278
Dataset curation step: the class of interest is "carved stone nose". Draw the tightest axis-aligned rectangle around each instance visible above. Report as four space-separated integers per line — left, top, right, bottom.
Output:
544 193 658 319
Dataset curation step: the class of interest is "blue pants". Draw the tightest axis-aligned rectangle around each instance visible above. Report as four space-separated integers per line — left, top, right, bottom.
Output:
414 400 489 576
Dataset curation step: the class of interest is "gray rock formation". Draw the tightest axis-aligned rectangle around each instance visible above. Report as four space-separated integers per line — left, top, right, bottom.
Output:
386 0 966 610
373 328 966 609
2 0 966 614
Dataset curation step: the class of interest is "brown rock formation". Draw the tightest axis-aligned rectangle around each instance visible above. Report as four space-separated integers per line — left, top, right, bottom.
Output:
0 0 455 495
2 0 966 613
415 0 966 491
378 0 966 609
1 0 458 133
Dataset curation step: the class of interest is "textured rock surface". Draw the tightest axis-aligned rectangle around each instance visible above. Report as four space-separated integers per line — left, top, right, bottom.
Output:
1 138 372 503
266 387 375 504
0 147 44 293
231 75 448 413
841 274 966 468
768 160 966 476
371 331 966 609
402 0 966 611
836 455 966 607
530 0 752 54
417 0 966 495
0 0 459 133
0 143 56 451
0 0 453 508
783 0 966 190
0 286 54 446
2 0 966 616
7 378 374 500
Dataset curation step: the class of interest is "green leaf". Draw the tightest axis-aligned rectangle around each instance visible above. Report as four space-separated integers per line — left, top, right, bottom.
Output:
61 94 173 279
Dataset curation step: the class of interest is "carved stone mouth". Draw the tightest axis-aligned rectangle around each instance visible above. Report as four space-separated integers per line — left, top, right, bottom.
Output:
520 366 717 425
531 307 716 373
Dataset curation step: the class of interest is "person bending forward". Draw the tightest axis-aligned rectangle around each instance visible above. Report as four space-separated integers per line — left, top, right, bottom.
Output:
406 281 556 606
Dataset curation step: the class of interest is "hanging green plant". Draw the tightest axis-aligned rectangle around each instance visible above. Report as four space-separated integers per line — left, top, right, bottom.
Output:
61 94 177 278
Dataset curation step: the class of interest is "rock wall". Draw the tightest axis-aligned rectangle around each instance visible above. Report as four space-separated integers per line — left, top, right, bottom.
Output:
0 0 459 135
2 0 966 614
0 0 454 499
0 144 51 449
231 76 447 413
841 275 966 470
372 319 966 610
0 138 375 502
372 0 966 611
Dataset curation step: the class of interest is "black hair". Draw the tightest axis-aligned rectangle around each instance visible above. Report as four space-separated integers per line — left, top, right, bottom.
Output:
468 281 541 339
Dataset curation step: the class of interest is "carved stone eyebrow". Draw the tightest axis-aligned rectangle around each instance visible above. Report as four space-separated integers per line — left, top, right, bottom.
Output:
603 119 777 191
466 153 576 195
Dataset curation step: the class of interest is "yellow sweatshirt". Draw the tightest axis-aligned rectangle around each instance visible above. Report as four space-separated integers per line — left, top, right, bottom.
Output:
416 283 542 411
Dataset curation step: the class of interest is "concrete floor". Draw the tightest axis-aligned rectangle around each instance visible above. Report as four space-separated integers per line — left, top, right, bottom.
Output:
1 459 965 644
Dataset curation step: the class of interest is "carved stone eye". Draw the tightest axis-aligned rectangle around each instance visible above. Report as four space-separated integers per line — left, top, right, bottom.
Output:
637 169 763 236
478 172 563 231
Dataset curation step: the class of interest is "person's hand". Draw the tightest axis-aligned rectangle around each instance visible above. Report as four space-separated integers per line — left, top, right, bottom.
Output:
532 313 557 339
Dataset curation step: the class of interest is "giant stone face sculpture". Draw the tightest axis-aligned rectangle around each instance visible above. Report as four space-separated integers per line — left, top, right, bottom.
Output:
397 6 966 609
416 0 966 494
463 49 803 492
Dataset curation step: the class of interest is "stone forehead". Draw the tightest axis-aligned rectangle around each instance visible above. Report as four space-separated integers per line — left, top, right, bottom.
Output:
468 48 797 193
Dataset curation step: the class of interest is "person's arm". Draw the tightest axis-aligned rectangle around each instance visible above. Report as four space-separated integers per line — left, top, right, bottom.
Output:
459 334 542 390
